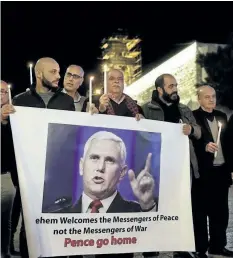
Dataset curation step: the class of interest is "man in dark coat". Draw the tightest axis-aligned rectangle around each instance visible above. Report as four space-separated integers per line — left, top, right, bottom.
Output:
192 85 233 258
1 57 75 258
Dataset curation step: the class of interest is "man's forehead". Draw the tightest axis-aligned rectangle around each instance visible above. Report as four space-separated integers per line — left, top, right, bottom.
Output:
67 66 83 75
199 86 215 96
87 139 120 153
164 75 177 84
108 70 124 78
44 61 60 70
1 81 8 89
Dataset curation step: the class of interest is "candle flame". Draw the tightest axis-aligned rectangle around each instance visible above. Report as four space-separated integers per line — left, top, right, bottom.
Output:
90 76 94 81
8 84 11 89
218 121 222 127
28 62 34 68
104 64 107 70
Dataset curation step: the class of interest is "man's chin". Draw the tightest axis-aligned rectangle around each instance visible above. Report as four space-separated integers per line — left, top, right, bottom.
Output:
170 95 180 104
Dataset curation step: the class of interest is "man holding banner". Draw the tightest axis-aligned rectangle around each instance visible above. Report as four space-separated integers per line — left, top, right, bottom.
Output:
1 57 75 258
82 69 142 121
142 73 201 258
81 69 158 258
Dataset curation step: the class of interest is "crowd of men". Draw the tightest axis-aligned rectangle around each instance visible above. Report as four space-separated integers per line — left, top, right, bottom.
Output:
1 57 233 258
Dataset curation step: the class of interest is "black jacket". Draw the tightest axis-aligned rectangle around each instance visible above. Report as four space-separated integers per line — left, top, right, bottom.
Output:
1 121 17 180
13 86 75 110
142 91 201 179
2 86 75 186
224 114 233 171
44 192 142 213
192 108 232 185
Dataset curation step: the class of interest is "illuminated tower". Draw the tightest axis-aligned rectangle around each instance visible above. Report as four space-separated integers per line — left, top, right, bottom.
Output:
100 29 142 86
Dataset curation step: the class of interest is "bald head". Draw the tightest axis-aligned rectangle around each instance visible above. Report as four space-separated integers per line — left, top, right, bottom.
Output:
64 65 84 93
1 80 9 105
1 80 8 88
197 85 216 112
107 69 124 95
35 58 58 73
34 57 60 88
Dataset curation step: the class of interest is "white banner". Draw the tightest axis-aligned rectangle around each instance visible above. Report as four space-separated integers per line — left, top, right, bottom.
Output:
10 106 194 257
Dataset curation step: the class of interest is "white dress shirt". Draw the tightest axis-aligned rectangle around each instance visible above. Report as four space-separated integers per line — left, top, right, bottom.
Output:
82 191 118 213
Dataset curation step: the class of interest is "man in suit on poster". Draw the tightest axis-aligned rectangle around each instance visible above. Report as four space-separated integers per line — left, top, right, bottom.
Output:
50 131 157 214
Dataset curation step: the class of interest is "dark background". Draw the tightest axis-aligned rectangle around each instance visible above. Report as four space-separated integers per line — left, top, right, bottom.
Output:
2 1 233 95
42 123 161 212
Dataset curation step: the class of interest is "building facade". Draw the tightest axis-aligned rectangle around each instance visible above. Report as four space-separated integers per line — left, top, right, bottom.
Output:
100 29 142 86
124 42 226 110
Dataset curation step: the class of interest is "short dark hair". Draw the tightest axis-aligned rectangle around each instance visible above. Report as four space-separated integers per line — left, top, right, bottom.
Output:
155 74 174 89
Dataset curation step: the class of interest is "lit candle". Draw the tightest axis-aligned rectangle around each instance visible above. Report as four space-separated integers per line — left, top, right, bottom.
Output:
214 121 222 158
89 76 94 113
29 63 33 85
8 84 12 105
104 64 107 94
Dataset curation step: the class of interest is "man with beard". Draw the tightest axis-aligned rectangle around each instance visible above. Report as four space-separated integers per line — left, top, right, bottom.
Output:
143 74 201 258
1 57 75 258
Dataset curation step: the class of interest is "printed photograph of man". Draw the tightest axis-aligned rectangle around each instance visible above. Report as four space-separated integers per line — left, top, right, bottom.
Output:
42 124 161 213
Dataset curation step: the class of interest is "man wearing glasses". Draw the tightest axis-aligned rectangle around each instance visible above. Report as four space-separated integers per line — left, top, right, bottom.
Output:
63 65 87 112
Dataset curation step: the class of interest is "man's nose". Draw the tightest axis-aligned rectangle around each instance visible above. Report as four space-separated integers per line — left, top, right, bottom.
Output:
57 73 61 80
97 159 105 173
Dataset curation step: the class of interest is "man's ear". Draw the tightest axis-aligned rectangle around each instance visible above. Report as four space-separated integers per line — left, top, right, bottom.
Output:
79 158 84 176
119 165 128 181
80 77 84 86
35 70 42 79
157 87 163 97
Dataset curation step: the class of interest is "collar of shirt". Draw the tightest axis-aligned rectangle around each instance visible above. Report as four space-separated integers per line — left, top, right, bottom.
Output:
110 94 125 105
82 191 118 213
62 89 81 103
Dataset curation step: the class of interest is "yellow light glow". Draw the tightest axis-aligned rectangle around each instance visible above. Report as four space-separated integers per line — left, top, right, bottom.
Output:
28 62 34 68
90 76 94 81
95 89 101 95
8 84 11 89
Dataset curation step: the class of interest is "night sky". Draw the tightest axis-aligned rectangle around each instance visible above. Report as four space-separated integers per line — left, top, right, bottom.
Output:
2 1 233 96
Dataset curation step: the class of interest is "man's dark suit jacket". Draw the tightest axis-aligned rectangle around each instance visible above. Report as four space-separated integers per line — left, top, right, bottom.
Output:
44 192 143 213
224 114 233 171
192 108 232 186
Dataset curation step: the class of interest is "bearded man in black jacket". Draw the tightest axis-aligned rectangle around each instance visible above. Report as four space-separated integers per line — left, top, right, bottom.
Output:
1 57 75 258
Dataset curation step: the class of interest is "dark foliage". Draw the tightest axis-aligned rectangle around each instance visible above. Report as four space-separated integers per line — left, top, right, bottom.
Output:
197 33 233 109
